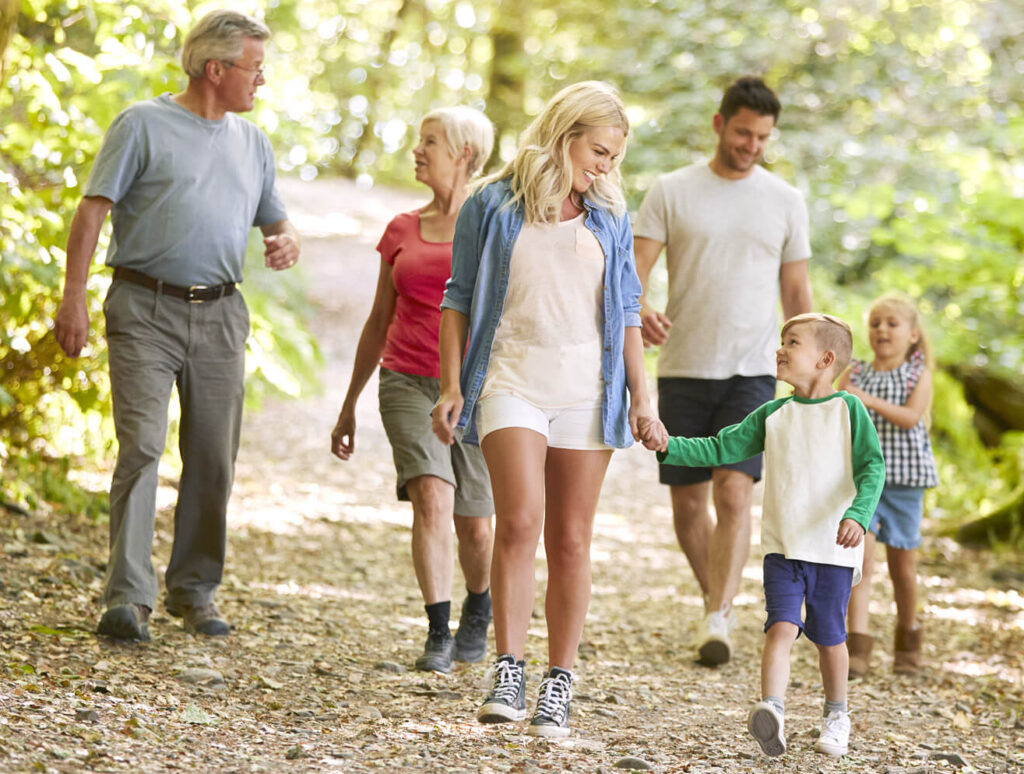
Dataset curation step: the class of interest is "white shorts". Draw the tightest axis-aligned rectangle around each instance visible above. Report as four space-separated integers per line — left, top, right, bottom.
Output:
475 393 608 450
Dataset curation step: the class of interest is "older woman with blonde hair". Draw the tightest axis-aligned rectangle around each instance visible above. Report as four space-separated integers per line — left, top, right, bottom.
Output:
332 106 496 675
432 82 666 737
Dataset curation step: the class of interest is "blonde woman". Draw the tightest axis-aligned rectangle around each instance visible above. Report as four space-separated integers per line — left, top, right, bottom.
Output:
432 82 667 737
331 107 495 674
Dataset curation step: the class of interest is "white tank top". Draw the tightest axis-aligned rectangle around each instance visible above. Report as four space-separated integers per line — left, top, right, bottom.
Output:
481 213 605 408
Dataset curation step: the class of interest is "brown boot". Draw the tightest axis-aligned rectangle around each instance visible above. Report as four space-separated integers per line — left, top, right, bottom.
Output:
848 632 874 678
893 625 923 675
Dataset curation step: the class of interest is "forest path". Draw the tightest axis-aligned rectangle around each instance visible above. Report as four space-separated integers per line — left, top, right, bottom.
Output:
0 177 1021 773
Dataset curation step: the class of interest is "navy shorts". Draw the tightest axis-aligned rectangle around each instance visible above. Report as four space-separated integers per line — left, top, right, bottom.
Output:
657 375 777 486
762 553 853 647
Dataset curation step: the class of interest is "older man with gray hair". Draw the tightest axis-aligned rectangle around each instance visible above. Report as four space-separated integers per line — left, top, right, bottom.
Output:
55 9 300 640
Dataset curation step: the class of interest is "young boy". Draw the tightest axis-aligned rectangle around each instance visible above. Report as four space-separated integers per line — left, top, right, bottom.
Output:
651 313 885 757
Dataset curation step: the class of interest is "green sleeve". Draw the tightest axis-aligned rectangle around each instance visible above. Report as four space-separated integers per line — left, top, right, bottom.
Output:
656 400 778 468
841 393 886 531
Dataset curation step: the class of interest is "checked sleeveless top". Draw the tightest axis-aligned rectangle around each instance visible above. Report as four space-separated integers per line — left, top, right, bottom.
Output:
849 351 939 488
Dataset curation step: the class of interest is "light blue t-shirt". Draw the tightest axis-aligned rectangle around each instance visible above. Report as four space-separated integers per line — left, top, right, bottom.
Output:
84 94 288 286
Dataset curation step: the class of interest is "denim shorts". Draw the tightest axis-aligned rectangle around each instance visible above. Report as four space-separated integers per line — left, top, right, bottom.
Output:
870 484 924 550
657 375 777 485
762 553 854 647
378 368 493 516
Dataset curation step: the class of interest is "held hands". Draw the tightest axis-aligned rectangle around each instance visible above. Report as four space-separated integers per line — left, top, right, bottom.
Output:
431 391 463 446
330 406 356 461
632 412 669 452
836 518 865 549
264 233 299 270
639 301 672 347
53 291 89 358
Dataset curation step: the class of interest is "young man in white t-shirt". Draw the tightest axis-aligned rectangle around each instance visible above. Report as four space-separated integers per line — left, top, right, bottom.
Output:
633 77 814 666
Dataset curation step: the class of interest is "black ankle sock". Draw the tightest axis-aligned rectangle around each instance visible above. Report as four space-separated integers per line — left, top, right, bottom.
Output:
464 587 491 615
425 601 451 636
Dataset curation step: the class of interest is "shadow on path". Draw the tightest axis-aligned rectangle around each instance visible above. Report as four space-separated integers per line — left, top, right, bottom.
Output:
0 177 1021 772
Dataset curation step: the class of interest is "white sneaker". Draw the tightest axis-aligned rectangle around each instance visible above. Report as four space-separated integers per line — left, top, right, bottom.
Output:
696 606 736 665
814 710 850 756
748 701 786 756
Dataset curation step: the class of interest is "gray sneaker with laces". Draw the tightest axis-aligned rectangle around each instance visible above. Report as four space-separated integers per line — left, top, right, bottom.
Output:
527 667 573 738
477 654 526 723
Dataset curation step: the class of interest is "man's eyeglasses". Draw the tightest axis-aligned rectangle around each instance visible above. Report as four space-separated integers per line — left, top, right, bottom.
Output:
221 60 265 79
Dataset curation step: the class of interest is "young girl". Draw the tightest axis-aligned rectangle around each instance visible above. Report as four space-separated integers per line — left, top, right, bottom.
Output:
841 294 939 677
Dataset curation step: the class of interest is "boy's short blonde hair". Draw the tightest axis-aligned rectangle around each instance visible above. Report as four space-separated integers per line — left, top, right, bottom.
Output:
781 313 853 376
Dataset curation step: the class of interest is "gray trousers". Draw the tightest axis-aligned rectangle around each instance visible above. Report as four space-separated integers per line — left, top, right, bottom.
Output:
102 280 249 611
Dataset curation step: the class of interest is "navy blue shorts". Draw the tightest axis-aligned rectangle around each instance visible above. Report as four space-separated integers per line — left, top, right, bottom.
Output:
762 553 853 647
657 375 777 486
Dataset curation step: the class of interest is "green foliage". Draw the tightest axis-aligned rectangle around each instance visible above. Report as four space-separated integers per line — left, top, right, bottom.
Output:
3 0 1022 536
0 454 108 521
1 1 320 514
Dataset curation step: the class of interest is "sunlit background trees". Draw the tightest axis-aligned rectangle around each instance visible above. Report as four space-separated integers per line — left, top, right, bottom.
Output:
2 0 1022 538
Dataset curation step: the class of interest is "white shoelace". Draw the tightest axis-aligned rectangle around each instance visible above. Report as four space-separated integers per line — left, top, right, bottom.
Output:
535 673 572 721
820 711 849 742
485 658 523 702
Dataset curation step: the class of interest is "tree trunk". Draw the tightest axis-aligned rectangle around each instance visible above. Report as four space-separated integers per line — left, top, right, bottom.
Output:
1 0 18 84
348 0 419 175
485 0 527 169
955 483 1024 547
948 365 1024 447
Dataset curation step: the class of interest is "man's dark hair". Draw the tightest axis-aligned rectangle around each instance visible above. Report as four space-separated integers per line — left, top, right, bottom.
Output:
718 77 781 124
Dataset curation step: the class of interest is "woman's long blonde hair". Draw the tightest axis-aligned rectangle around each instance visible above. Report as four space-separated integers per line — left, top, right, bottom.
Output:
480 81 629 224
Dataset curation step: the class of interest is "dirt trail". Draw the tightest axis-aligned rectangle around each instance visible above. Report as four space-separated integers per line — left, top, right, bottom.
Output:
0 177 1022 773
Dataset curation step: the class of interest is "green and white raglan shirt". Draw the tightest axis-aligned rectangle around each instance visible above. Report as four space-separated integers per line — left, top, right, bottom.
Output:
657 392 885 585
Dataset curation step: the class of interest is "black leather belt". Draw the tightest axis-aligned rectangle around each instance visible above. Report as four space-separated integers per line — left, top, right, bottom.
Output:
113 267 236 303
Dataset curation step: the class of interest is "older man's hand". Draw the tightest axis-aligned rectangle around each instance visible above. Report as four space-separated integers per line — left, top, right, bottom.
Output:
264 232 299 270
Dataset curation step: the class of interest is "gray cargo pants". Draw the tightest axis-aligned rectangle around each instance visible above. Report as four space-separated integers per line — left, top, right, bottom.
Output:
102 279 249 612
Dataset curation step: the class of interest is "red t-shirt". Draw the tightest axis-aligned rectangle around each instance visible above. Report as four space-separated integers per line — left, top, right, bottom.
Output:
378 210 452 379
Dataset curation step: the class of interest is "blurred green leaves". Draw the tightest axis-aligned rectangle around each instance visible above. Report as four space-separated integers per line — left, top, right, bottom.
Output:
1 1 320 514
2 0 1023 531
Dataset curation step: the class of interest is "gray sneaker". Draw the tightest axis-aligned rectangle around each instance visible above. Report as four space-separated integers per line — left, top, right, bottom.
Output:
454 596 491 663
527 667 573 738
477 654 526 723
97 603 151 641
415 631 455 673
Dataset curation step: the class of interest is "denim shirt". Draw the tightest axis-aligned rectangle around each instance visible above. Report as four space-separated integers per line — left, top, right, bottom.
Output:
441 179 643 447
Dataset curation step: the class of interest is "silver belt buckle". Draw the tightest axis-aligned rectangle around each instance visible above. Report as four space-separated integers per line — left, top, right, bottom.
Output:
184 284 209 303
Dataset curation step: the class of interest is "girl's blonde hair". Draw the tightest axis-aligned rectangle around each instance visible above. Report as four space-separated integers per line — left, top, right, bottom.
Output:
480 81 629 224
868 293 933 369
421 107 494 178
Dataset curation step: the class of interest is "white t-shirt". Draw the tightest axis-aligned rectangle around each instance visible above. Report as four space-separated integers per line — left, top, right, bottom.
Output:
481 213 605 408
633 163 811 379
658 392 886 586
